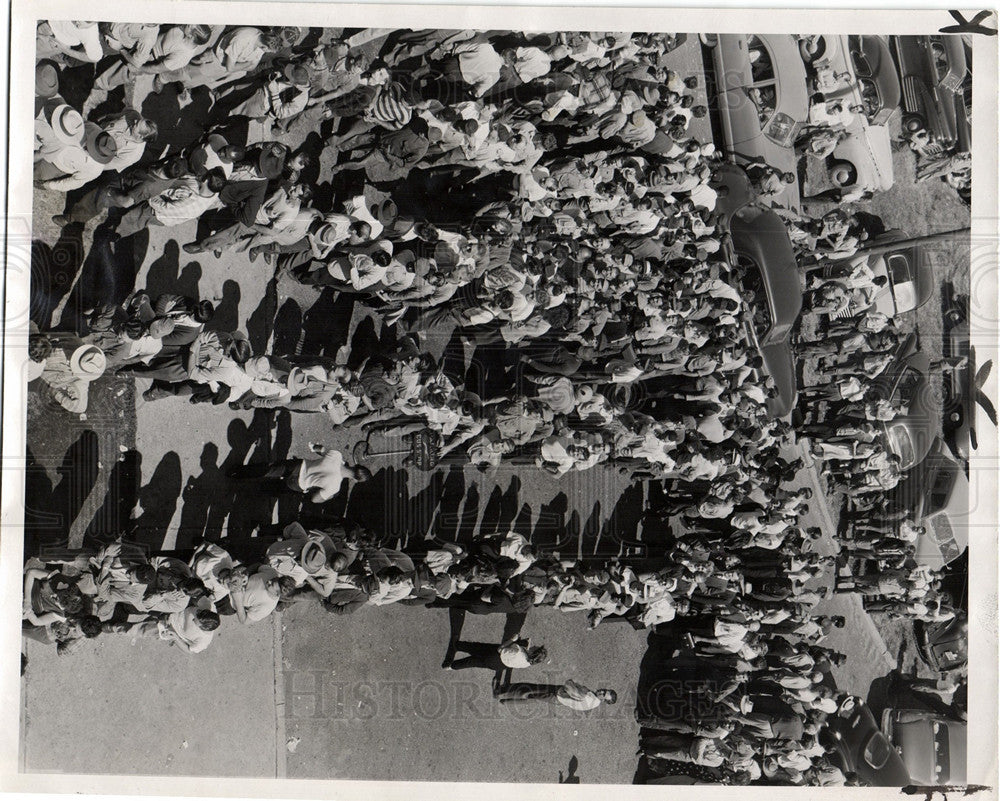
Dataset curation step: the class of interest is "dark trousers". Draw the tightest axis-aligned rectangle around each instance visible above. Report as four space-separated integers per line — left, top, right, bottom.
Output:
450 641 504 672
227 459 304 492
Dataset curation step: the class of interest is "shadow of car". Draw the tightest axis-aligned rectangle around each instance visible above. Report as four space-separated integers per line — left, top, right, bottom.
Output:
881 708 967 785
703 33 809 211
822 696 912 786
713 163 804 417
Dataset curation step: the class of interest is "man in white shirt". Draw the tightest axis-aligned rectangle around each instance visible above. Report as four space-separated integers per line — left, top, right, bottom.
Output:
227 443 372 504
229 566 291 623
496 679 617 711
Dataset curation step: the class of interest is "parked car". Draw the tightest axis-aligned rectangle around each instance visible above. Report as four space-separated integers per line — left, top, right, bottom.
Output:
868 334 937 471
703 33 810 210
714 163 803 417
822 696 912 786
916 612 968 671
826 229 934 321
882 708 967 785
887 437 969 568
800 34 898 193
891 35 971 155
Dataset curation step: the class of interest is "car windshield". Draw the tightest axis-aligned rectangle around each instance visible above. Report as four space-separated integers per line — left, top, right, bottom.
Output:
930 516 960 563
851 47 872 78
931 39 950 82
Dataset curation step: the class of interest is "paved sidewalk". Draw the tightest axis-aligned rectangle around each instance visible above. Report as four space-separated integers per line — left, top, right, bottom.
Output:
20 618 278 777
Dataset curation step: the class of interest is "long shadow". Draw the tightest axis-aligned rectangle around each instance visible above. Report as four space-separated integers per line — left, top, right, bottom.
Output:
23 439 102 559
134 238 190 306
82 448 142 548
270 297 303 357
175 442 227 550
207 278 242 335
130 450 183 551
530 491 569 554
246 278 279 354
603 483 648 557
346 315 384 371
30 225 87 329
222 410 283 557
434 463 470 542
300 289 355 358
342 466 409 541
140 84 213 155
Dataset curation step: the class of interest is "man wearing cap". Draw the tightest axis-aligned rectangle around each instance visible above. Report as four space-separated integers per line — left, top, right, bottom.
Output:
38 337 106 414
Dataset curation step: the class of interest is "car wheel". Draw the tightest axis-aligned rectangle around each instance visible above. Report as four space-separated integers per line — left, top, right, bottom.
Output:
828 160 858 188
903 114 925 133
945 308 964 326
699 33 719 47
798 36 827 62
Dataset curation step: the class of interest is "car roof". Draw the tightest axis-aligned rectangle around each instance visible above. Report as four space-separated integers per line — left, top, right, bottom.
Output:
729 206 803 328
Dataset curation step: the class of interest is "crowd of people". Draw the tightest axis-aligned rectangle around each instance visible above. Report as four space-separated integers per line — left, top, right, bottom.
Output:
26 22 957 786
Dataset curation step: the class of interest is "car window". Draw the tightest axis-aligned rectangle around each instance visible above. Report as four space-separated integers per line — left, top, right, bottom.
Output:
747 36 775 83
894 368 921 405
887 254 913 286
864 733 892 769
930 39 950 82
929 463 957 513
887 424 914 467
851 48 873 79
746 36 778 129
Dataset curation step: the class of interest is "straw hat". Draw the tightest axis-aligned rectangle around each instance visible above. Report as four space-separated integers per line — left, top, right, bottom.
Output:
47 104 84 146
299 540 327 574
69 345 106 381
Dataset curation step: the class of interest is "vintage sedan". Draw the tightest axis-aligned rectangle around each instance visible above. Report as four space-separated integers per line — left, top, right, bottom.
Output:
703 33 810 210
714 163 804 417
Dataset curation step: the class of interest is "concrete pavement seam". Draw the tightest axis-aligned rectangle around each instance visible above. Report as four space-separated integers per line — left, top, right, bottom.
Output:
272 613 287 779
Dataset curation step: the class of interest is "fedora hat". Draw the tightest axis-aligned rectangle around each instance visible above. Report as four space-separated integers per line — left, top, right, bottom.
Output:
69 344 106 381
35 62 60 99
257 143 286 180
299 540 327 574
83 123 117 164
47 104 84 146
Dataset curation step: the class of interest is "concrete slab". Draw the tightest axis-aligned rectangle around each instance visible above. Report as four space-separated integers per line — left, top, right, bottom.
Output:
281 601 644 783
21 617 278 778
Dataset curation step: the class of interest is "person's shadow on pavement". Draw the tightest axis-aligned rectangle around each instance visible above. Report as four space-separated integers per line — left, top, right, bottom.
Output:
559 756 580 784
